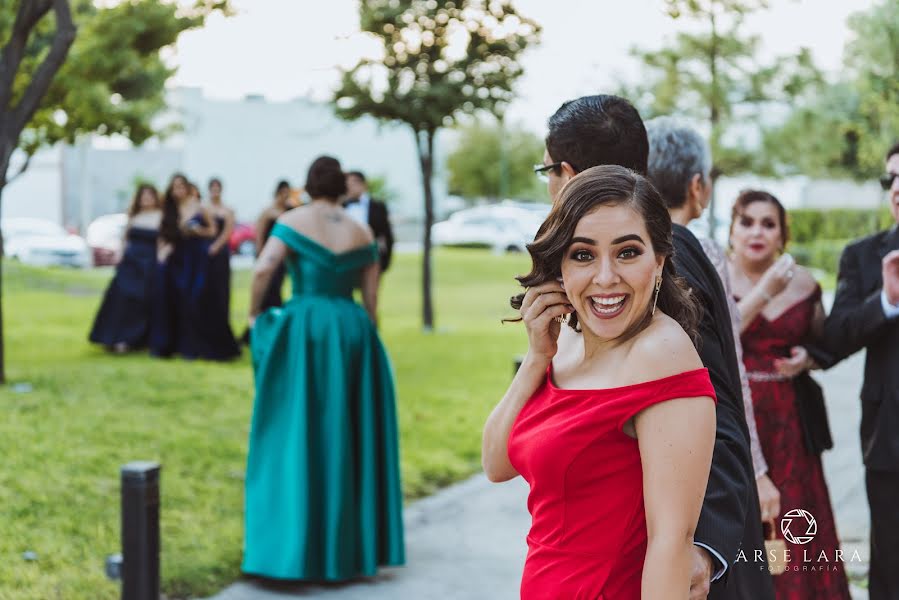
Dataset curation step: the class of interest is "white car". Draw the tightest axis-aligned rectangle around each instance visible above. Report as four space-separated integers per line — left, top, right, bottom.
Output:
431 205 549 253
86 213 128 265
2 218 92 268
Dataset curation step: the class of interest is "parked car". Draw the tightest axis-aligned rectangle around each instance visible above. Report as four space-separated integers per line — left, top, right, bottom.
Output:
230 222 257 256
86 213 128 266
431 205 548 253
1 218 92 268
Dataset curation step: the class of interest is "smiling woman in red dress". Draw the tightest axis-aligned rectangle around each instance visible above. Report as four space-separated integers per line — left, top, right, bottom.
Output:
483 166 717 599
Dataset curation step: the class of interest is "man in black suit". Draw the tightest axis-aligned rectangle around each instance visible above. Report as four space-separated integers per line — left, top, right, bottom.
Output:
823 142 899 599
533 95 772 599
344 171 394 273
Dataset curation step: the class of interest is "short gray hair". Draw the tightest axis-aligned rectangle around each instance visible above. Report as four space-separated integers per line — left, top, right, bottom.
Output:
645 116 711 210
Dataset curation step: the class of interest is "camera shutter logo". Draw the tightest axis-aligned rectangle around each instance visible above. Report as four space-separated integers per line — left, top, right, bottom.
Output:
781 509 817 545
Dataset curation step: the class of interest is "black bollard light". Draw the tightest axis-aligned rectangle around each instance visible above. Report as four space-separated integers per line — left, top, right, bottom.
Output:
120 461 160 600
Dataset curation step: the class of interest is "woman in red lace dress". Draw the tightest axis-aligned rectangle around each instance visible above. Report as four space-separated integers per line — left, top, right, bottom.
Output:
482 166 717 599
728 190 851 600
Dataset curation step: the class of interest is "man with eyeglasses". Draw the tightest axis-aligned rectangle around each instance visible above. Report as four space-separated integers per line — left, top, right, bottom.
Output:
824 142 899 599
518 95 772 600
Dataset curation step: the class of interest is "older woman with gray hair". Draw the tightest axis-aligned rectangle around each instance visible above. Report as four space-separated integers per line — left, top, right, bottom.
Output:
644 116 780 527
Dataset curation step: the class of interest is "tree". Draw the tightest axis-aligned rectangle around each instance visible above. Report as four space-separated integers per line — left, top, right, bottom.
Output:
762 0 899 180
367 174 398 204
446 119 544 201
621 0 821 235
0 0 229 383
333 0 540 331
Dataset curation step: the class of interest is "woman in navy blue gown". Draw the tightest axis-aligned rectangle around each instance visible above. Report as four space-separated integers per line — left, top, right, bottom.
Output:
151 175 238 360
89 184 162 352
203 177 240 358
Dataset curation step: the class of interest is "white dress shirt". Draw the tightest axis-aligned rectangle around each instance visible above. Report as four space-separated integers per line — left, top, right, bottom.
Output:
345 192 370 225
881 290 899 318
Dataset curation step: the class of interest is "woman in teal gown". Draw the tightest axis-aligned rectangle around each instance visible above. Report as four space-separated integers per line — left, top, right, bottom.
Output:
243 156 404 581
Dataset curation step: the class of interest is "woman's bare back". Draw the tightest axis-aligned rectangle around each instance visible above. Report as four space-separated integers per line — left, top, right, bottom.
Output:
278 201 373 254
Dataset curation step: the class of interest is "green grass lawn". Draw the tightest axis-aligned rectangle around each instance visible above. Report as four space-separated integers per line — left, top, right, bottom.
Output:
0 249 530 599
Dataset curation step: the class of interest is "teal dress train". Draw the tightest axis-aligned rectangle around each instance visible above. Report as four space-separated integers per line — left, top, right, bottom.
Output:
243 223 405 580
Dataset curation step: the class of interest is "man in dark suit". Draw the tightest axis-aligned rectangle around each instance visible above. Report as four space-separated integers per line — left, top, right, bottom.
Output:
823 142 899 599
344 171 394 273
533 95 772 599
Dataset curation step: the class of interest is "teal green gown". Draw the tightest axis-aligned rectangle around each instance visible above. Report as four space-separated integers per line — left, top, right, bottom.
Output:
242 223 405 580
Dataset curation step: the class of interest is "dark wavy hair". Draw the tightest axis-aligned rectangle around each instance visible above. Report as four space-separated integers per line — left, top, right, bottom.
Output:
305 156 346 200
510 165 699 344
160 173 189 245
729 189 789 249
127 184 160 218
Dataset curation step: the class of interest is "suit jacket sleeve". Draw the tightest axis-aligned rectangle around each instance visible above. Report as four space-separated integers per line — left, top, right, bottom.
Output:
674 227 753 575
691 283 752 572
371 201 394 272
823 242 887 362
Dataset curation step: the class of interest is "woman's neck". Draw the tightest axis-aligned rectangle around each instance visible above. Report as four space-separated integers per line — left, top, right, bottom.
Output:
309 196 336 206
580 326 624 362
733 252 774 280
668 206 693 227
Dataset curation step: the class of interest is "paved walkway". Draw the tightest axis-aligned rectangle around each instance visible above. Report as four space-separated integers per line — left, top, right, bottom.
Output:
207 323 871 599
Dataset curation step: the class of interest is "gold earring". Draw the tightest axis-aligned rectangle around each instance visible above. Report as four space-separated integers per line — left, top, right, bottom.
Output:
651 274 662 316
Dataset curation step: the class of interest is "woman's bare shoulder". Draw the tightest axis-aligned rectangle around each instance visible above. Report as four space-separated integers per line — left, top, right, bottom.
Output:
794 265 821 296
626 314 703 381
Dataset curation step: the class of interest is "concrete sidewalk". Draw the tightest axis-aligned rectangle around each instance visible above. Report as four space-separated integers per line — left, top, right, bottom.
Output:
206 351 871 600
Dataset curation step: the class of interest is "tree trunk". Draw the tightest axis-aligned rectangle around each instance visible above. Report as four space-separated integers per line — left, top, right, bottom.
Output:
0 0 77 385
0 156 8 385
414 127 436 331
707 6 720 240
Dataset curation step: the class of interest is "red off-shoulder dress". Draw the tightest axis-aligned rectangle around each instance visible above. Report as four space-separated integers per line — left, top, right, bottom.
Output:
508 367 716 599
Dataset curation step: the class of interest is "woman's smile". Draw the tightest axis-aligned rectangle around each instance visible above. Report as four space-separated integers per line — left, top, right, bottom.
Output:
589 293 629 319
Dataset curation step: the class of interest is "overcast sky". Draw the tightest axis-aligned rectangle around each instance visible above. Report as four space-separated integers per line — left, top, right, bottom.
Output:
167 0 875 134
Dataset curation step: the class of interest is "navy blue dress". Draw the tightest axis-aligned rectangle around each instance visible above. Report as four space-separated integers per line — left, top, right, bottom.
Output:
89 227 158 348
203 216 240 358
149 213 239 360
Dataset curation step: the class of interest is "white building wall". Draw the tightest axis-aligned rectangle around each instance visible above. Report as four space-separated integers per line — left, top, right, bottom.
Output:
171 87 442 222
1 147 63 224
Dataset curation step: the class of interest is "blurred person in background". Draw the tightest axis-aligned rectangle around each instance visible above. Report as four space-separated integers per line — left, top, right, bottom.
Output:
823 142 899 599
242 156 403 580
203 177 240 358
344 170 394 273
151 174 237 360
645 117 781 559
255 179 294 310
240 180 294 345
89 183 162 352
729 190 850 599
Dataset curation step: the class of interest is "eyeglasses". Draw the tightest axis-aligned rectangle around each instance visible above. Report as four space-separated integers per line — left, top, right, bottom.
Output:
534 162 563 183
880 173 898 191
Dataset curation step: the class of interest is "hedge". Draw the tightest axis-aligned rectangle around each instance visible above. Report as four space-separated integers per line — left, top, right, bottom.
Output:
787 207 893 244
785 207 892 274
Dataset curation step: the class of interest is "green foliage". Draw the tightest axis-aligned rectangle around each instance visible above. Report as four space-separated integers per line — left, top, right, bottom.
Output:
787 207 894 244
623 0 822 179
786 206 892 273
334 0 541 134
788 239 847 274
4 0 227 159
0 248 530 598
366 174 398 204
763 0 899 179
446 120 544 200
333 0 540 329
